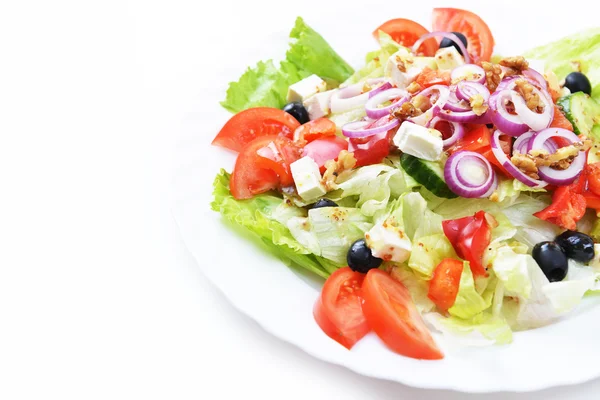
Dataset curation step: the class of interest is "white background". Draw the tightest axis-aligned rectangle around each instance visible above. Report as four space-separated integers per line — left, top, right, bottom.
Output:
2 0 600 398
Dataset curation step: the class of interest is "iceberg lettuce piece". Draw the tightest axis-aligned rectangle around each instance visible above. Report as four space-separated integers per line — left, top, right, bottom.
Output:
449 262 491 319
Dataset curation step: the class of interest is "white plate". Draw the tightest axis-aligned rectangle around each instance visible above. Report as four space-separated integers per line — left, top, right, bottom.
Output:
172 4 600 392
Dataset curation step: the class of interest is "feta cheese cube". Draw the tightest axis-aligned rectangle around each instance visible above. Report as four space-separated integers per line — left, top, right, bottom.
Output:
287 74 327 103
303 89 336 120
393 121 444 161
385 50 437 89
290 156 327 201
365 221 412 263
435 47 464 71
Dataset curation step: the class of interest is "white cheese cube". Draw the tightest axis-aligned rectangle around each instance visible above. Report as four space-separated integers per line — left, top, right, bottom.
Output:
303 89 336 120
290 156 327 201
435 47 464 71
527 59 546 74
393 121 444 161
385 50 437 89
287 74 327 103
365 221 412 263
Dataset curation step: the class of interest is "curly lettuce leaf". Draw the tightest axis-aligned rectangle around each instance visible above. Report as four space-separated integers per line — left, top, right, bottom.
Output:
221 17 353 113
211 170 333 278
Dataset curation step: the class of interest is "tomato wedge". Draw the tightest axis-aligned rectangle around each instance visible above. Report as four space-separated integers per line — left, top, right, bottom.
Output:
442 211 494 277
293 117 336 143
586 163 600 196
313 267 370 349
534 174 588 230
414 67 451 88
428 259 464 311
212 107 300 152
432 8 495 62
361 269 443 359
373 18 437 56
230 136 301 199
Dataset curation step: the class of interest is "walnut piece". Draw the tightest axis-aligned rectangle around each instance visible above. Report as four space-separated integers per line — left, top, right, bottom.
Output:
406 81 422 94
482 61 502 92
512 138 592 175
511 153 540 179
514 79 542 112
322 150 357 191
470 94 489 116
499 56 529 74
392 101 422 121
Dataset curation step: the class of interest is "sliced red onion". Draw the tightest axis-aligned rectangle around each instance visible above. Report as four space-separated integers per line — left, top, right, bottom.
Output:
342 115 399 138
408 85 450 126
528 128 585 185
510 87 553 132
451 64 485 84
456 81 490 102
367 80 393 98
330 83 369 113
428 116 465 149
444 90 471 111
437 109 491 124
481 174 499 198
513 131 535 154
365 88 409 119
491 130 547 188
444 151 496 198
412 32 470 63
489 90 529 136
522 68 547 90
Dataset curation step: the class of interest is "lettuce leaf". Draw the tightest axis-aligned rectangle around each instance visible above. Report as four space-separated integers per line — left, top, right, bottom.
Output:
211 170 332 278
425 312 513 346
390 265 435 313
221 17 353 113
408 234 457 278
448 262 491 319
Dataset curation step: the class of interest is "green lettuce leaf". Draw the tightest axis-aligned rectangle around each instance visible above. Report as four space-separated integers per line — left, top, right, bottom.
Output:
408 234 457 278
524 28 600 98
449 262 491 319
390 265 435 313
488 245 533 298
401 192 443 240
493 178 547 204
425 312 513 345
221 17 353 113
211 169 332 278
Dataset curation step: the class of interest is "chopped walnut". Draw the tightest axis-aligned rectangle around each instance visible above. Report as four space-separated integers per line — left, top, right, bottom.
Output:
470 94 489 116
411 94 431 112
482 61 502 92
322 150 356 190
529 138 592 170
514 79 542 112
499 56 529 75
406 81 422 94
511 153 540 179
392 101 422 121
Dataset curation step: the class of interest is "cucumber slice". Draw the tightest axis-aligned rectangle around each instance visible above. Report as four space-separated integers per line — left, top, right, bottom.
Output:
400 154 457 199
557 92 600 136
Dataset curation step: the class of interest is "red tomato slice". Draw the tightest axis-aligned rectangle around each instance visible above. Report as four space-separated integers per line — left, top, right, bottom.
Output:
432 8 495 62
349 128 394 167
534 174 588 230
373 18 438 56
586 163 600 196
302 136 348 171
442 211 493 277
293 117 337 143
313 267 370 349
414 67 451 88
450 125 512 177
549 105 574 131
428 259 464 311
361 269 443 360
583 191 600 211
230 136 300 199
212 107 300 152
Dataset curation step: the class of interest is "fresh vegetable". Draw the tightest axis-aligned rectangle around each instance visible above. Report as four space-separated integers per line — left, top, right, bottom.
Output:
556 92 600 136
444 150 497 198
293 117 337 143
302 136 348 170
532 241 569 282
428 258 463 311
414 67 451 88
400 153 457 198
549 105 574 131
442 211 494 276
534 181 587 230
349 131 392 167
555 231 595 263
431 8 495 62
310 199 338 209
372 18 437 56
361 269 443 359
313 267 370 349
439 32 468 56
347 238 383 273
283 101 310 124
565 72 592 96
212 108 300 152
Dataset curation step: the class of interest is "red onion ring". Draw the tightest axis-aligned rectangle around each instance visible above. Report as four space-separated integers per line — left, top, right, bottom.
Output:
444 151 496 198
489 90 529 136
428 116 466 149
481 174 499 198
451 64 485 84
367 80 393 98
342 115 399 139
443 89 471 112
408 85 451 126
411 32 470 63
510 87 553 132
456 81 490 102
491 130 547 188
330 80 392 113
522 68 547 90
528 128 586 185
513 130 559 155
365 88 409 119
437 108 491 124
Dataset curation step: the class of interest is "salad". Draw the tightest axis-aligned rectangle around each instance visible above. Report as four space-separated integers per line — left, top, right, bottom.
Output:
210 8 600 360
